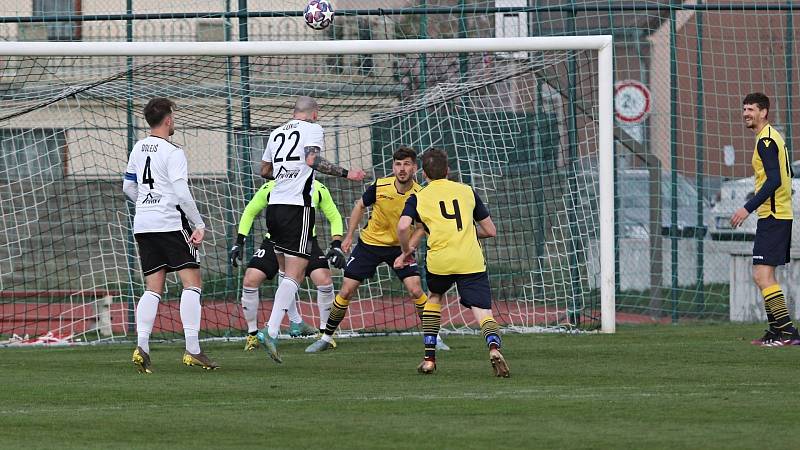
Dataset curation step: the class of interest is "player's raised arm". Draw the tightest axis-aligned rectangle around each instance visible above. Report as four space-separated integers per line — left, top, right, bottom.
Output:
305 145 365 181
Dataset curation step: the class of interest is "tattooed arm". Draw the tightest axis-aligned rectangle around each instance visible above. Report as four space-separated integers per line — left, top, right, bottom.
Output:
305 146 365 181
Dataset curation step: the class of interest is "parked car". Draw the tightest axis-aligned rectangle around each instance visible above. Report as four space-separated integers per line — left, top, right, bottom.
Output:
570 164 710 239
618 169 710 239
708 161 800 240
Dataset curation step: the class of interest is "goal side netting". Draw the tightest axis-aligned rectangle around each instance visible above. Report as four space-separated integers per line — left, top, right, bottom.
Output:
0 37 613 345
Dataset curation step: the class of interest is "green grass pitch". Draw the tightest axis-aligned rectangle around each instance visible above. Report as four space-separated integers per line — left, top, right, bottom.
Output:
1 324 798 449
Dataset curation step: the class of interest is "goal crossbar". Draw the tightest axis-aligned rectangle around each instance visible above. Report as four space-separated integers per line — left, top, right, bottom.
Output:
0 36 612 56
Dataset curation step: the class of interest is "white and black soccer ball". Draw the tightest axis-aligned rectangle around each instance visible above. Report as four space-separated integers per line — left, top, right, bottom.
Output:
304 0 334 30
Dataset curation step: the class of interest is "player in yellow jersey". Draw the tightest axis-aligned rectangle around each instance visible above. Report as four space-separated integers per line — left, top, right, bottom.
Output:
229 179 344 359
395 147 509 377
305 147 449 352
731 92 800 347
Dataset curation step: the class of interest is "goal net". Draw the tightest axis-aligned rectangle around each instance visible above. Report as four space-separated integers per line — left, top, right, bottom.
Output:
0 37 613 344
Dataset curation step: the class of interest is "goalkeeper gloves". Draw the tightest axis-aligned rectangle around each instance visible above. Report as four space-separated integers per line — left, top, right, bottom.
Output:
229 234 246 268
326 239 347 269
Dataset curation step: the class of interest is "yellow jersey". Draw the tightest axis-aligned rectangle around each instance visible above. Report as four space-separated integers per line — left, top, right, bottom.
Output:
359 176 422 247
749 124 793 220
404 179 490 275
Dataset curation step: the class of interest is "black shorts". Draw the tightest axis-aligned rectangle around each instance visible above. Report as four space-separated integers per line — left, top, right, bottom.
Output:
248 237 329 279
265 204 315 259
135 228 199 276
427 271 492 310
343 241 419 282
753 216 792 266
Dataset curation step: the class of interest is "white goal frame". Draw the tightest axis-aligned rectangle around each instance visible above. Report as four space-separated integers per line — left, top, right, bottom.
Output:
0 36 615 333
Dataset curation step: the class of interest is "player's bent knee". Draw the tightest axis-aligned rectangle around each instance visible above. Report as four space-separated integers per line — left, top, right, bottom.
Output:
243 269 267 287
310 269 333 286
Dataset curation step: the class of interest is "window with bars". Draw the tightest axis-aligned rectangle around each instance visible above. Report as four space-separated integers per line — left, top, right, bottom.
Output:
32 0 82 41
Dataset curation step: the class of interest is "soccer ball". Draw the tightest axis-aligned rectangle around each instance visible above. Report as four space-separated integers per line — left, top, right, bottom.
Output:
304 0 334 30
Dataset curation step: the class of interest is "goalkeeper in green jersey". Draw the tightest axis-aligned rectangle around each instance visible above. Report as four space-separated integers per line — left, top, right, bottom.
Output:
229 180 345 353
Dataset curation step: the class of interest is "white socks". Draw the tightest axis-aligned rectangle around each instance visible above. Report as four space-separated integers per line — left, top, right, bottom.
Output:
317 284 334 331
135 290 160 354
267 277 299 339
280 270 303 324
241 286 260 333
286 296 303 324
180 287 202 354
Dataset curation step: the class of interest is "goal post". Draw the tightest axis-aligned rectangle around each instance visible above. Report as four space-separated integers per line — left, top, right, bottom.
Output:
0 36 615 343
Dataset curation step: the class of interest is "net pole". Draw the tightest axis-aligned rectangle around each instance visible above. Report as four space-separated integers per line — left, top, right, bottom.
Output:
598 41 616 333
124 0 137 333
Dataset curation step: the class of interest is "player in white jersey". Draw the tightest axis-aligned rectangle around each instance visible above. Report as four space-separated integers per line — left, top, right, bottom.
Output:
123 98 218 373
256 96 365 363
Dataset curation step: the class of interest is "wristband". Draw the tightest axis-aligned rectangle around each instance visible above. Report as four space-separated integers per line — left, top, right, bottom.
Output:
341 169 349 178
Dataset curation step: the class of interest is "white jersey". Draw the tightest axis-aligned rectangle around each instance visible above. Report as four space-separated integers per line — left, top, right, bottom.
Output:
261 119 323 206
125 136 191 234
